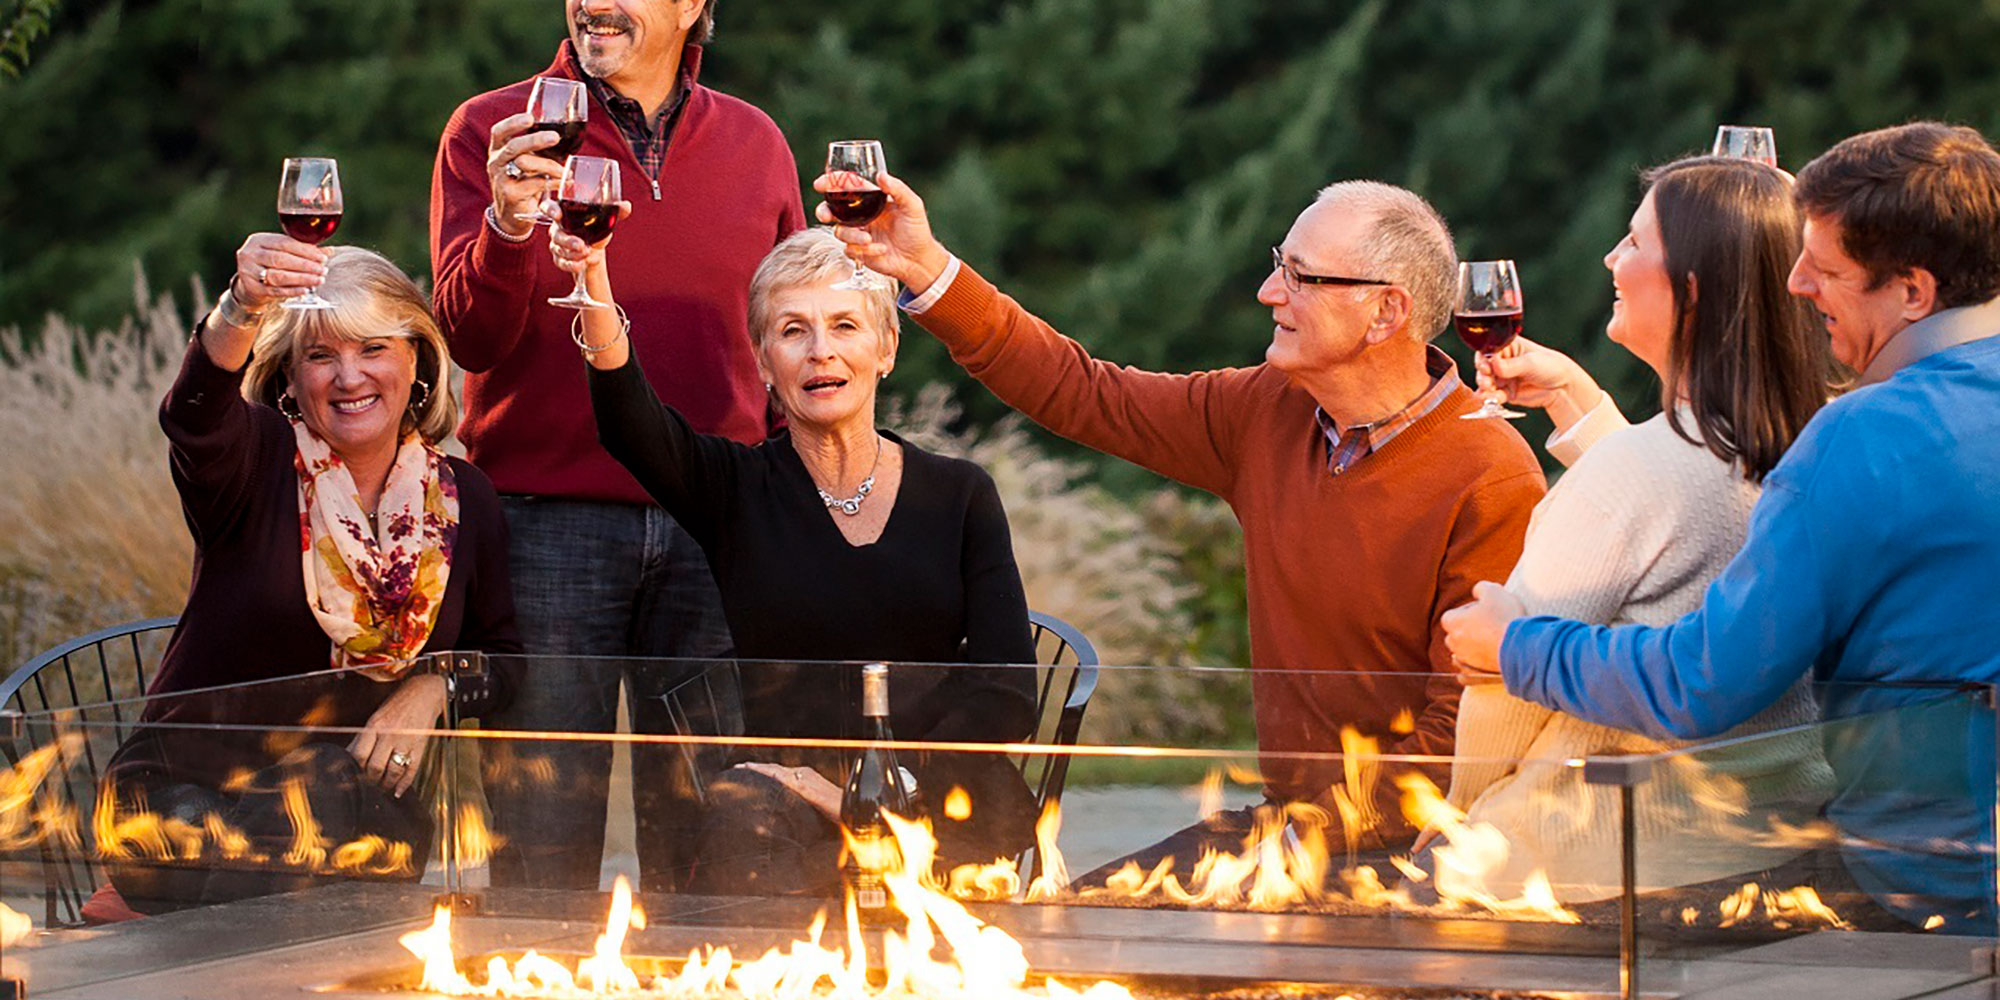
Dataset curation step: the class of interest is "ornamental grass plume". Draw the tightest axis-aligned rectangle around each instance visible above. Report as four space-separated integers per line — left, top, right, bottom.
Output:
0 268 192 668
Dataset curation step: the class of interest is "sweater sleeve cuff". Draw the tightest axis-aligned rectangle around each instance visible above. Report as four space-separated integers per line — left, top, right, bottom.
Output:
908 262 1002 355
470 212 540 280
1546 394 1629 466
898 254 963 315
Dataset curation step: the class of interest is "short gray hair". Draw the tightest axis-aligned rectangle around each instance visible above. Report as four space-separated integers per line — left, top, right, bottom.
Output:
747 228 900 353
1315 181 1457 342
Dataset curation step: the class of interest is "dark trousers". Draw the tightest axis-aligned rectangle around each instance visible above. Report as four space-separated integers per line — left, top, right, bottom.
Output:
685 768 843 898
108 743 431 915
485 498 734 892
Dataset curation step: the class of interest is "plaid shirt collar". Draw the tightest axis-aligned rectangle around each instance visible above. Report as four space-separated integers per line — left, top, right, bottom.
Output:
570 45 694 182
1313 346 1461 475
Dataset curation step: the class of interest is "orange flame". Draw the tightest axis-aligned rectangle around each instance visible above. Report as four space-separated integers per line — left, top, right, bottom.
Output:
397 816 1135 999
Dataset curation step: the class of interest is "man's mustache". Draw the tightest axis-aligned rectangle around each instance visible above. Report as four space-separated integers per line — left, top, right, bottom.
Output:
574 13 636 34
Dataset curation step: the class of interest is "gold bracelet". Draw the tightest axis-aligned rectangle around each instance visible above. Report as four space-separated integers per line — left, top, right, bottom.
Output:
571 304 630 357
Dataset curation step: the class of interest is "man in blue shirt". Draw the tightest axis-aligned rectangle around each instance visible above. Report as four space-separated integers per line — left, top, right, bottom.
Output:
1444 121 2000 933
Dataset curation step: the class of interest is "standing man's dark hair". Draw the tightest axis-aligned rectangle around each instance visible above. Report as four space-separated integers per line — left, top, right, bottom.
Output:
1794 122 2000 310
428 0 805 893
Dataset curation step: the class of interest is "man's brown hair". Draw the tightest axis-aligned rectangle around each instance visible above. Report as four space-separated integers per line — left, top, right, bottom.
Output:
1795 122 2000 309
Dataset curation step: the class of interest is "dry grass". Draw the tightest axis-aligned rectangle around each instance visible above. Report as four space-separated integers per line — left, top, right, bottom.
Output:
0 269 193 668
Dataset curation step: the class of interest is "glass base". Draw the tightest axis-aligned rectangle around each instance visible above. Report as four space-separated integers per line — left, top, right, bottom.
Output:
282 291 337 311
548 290 611 310
832 264 890 292
1460 403 1526 420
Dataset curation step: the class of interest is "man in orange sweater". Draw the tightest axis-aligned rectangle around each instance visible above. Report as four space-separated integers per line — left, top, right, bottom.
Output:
822 173 1545 867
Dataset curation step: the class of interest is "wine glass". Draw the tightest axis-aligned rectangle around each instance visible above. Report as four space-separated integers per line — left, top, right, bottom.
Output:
1712 125 1778 167
277 157 344 311
1455 260 1526 420
516 77 590 223
823 140 890 291
547 156 621 310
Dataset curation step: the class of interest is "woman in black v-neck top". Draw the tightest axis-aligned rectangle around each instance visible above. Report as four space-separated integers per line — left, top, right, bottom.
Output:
560 225 1038 891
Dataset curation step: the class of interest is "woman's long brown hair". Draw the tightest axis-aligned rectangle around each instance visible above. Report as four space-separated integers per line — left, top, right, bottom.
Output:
1648 156 1835 482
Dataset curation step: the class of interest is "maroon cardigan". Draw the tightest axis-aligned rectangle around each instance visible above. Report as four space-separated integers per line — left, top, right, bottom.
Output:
428 41 806 503
108 342 521 792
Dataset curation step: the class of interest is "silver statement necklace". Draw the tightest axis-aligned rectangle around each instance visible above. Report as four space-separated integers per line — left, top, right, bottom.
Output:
814 435 883 517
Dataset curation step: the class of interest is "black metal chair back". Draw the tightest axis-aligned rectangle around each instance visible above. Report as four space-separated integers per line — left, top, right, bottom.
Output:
0 617 178 927
1020 611 1099 882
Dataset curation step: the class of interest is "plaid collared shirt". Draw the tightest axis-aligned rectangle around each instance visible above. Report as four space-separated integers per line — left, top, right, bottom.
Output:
1314 346 1462 476
576 52 690 183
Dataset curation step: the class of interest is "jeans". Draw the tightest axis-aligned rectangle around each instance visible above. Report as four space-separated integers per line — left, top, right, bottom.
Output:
484 497 734 892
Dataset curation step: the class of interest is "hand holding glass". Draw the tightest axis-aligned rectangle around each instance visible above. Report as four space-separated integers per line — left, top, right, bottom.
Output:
823 140 890 291
1455 260 1525 420
277 157 343 311
548 156 621 310
516 77 589 222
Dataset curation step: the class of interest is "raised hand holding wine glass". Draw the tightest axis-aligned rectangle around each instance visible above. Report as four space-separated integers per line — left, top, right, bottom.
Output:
277 157 343 310
822 140 892 291
515 77 590 223
548 156 622 310
1455 260 1526 420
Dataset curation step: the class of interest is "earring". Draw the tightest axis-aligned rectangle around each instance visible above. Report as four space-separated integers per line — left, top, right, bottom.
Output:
409 378 432 411
277 392 303 421
764 382 773 393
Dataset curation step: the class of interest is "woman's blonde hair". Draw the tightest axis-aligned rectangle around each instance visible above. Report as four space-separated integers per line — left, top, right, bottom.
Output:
746 228 900 353
241 246 459 444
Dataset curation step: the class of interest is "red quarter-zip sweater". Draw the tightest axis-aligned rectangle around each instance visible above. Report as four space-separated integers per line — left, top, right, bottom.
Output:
430 42 805 502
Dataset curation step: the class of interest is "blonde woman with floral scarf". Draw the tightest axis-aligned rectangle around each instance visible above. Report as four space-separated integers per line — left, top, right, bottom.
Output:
102 238 520 918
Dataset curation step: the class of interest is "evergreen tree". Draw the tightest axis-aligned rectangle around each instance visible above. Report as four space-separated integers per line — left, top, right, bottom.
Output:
0 0 62 78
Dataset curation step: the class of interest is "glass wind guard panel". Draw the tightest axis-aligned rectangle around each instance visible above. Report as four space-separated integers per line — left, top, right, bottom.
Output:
0 658 1987 1000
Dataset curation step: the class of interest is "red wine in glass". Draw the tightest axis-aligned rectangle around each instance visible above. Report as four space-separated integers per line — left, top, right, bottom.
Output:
1455 260 1525 419
277 157 343 310
279 212 342 246
534 120 587 161
557 199 618 244
823 187 887 226
1453 309 1523 354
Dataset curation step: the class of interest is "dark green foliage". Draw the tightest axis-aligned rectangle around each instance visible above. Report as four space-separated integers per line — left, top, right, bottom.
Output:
0 0 62 78
10 4 2000 676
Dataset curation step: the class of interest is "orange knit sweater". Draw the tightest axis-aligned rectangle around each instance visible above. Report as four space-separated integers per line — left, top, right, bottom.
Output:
915 267 1546 800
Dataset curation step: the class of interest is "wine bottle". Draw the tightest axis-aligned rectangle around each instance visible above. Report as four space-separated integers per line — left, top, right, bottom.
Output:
841 663 911 922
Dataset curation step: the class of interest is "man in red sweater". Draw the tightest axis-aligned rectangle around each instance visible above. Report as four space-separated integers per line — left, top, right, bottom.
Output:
821 172 1544 873
429 0 804 891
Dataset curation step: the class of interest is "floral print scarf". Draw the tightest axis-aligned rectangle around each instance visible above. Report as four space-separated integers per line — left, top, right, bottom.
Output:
293 421 458 680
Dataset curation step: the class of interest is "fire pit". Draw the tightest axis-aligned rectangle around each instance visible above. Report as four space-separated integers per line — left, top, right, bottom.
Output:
0 660 1992 1000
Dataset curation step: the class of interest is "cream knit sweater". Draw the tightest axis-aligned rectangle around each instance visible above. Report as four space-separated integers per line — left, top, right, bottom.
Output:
1445 401 1834 903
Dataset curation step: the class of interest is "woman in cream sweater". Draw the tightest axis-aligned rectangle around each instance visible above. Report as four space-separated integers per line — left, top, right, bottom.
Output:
1435 156 1838 903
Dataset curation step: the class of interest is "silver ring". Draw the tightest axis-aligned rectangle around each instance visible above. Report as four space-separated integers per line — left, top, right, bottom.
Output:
258 266 269 285
389 749 412 769
503 160 524 181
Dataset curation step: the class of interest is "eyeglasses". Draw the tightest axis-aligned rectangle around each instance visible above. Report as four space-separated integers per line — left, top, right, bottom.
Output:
1270 246 1391 292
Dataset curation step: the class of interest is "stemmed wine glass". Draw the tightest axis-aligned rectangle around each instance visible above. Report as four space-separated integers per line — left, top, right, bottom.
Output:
277 157 344 311
823 140 890 291
516 77 590 223
548 156 621 310
1712 125 1778 167
1455 260 1526 420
